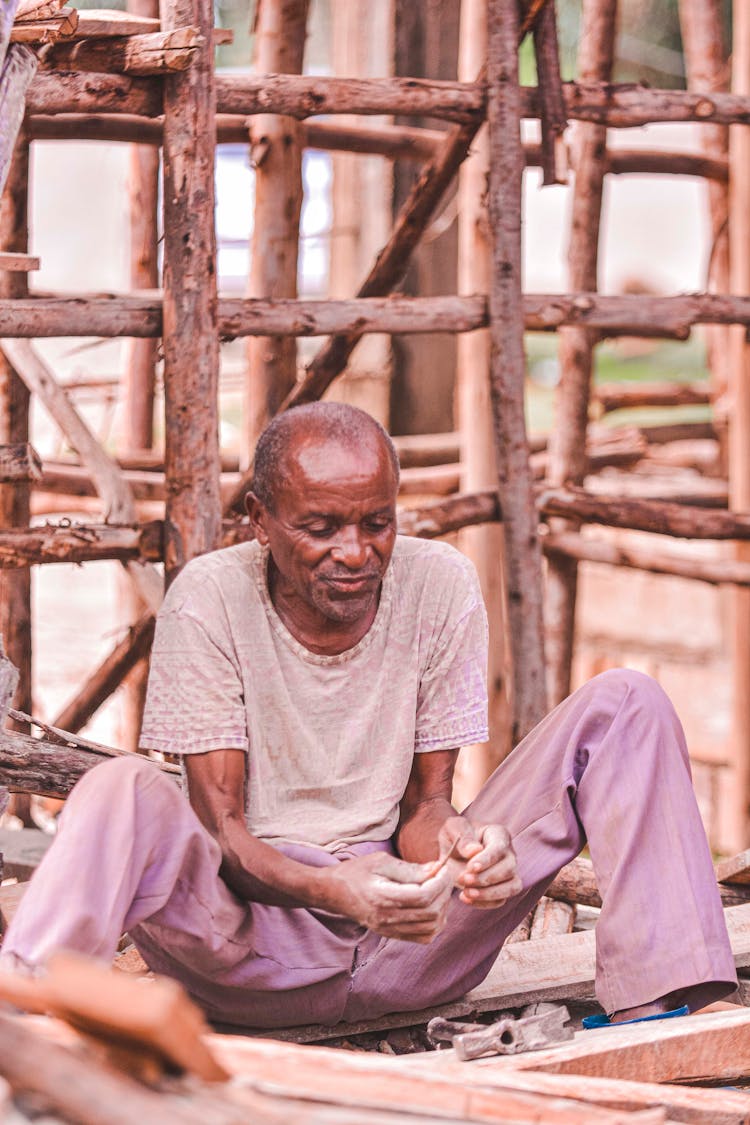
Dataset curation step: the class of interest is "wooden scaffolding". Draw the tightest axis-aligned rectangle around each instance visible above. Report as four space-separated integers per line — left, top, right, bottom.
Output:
1 0 750 845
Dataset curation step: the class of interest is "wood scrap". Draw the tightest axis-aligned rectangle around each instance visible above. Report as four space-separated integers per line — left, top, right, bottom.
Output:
717 848 750 885
39 28 204 76
0 880 28 937
0 442 40 483
0 252 38 272
529 897 576 939
70 10 159 37
10 11 78 44
14 0 65 19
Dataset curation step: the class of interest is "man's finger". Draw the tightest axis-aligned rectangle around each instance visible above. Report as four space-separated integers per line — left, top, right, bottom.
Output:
464 825 514 874
460 852 518 888
373 854 437 885
373 866 452 908
460 874 523 906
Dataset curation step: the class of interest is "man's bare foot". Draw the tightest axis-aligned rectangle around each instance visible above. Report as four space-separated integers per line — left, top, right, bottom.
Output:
611 991 687 1024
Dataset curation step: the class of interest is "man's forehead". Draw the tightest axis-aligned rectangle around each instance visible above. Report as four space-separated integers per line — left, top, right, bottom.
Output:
288 432 392 485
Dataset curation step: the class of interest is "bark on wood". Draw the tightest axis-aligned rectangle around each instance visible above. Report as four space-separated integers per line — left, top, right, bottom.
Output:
9 9 78 45
532 0 567 185
6 291 750 340
545 0 616 706
539 486 750 539
25 71 162 117
69 10 161 37
52 615 155 734
38 28 201 75
595 379 712 413
546 854 750 909
456 0 512 794
725 0 750 853
0 339 162 612
486 0 546 743
0 441 40 481
542 529 750 587
0 46 37 198
15 0 64 19
245 0 309 455
678 0 730 396
0 522 162 566
159 0 221 582
0 129 32 829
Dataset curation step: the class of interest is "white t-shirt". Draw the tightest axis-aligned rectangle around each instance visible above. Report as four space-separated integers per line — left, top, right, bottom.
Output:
140 536 489 852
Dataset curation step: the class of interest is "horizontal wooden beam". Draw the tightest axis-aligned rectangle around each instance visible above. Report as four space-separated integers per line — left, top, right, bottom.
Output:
594 379 712 413
0 252 39 272
2 291 750 339
26 75 750 129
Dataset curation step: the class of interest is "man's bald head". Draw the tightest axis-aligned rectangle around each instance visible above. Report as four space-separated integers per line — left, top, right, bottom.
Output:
251 402 400 512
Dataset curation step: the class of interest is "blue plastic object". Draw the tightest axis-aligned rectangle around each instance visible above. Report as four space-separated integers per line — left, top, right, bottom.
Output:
582 1004 689 1030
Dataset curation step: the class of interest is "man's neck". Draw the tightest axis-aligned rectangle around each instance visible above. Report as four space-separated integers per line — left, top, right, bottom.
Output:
267 563 381 656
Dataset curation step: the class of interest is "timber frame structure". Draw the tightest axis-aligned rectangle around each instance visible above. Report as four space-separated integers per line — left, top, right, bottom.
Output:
1 1 750 844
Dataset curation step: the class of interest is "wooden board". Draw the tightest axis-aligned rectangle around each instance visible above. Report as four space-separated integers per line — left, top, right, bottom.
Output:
717 849 750 885
0 881 28 937
209 1031 750 1124
252 903 750 1043
72 10 159 37
0 253 39 272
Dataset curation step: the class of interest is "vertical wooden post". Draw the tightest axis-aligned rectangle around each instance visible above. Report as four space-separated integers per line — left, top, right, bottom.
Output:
119 0 160 752
160 0 221 582
545 0 617 706
678 0 730 396
0 128 32 823
454 0 511 804
328 0 392 427
486 0 546 745
725 0 750 851
244 0 309 459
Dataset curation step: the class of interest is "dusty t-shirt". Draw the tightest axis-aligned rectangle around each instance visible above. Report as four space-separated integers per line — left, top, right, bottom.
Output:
140 536 489 852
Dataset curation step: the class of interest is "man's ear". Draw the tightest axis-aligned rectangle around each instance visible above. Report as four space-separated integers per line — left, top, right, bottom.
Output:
246 491 270 545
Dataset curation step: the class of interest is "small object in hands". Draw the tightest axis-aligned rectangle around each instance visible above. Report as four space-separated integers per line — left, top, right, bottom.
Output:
427 1004 573 1061
430 837 464 876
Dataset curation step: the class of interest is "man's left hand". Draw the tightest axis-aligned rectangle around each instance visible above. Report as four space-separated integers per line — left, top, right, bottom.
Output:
435 817 522 908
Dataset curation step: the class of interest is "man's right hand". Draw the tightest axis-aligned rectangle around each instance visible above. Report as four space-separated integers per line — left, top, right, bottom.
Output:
321 852 454 943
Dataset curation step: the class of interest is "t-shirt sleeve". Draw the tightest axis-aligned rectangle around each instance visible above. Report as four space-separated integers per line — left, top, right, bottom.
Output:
414 561 489 752
139 582 248 756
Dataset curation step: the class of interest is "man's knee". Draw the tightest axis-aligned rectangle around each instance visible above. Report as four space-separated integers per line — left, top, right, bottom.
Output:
65 755 179 815
586 667 672 715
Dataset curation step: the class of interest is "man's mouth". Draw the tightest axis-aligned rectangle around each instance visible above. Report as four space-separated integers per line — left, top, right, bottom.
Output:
321 573 380 594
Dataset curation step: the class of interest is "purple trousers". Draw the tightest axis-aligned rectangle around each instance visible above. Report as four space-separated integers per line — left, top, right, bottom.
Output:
1 670 737 1027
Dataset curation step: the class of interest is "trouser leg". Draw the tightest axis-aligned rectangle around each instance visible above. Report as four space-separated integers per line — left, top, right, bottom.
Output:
344 669 736 1021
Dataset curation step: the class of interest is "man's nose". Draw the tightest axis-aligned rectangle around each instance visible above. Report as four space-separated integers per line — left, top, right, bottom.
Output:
331 525 368 568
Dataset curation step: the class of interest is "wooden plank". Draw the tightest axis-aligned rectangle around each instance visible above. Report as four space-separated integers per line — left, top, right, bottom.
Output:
0 252 38 272
72 10 160 37
0 880 28 937
717 849 750 885
15 0 65 19
9 8 78 43
209 1033 667 1124
39 28 202 75
245 903 750 1045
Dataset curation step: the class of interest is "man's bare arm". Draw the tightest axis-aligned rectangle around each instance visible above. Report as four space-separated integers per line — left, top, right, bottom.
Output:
184 749 454 941
396 749 522 908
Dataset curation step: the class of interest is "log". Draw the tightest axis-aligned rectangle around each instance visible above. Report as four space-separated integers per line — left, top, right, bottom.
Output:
0 441 40 482
0 46 37 198
542 529 750 588
0 252 38 271
245 0 309 453
0 340 162 612
159 0 221 583
6 291 750 340
0 521 162 566
69 10 160 37
486 0 546 743
52 614 155 733
546 854 750 910
595 379 712 413
25 71 162 117
456 0 512 794
528 896 576 939
38 28 202 75
545 0 616 706
0 128 33 827
538 486 750 539
15 0 65 19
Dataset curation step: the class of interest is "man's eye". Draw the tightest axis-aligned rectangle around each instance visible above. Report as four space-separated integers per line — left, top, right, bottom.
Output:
365 520 391 533
306 525 334 538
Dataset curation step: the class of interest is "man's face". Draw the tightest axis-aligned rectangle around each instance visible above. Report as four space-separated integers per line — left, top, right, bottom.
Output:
248 434 398 629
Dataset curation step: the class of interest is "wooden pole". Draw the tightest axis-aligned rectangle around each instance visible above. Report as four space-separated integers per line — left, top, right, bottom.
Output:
545 0 616 707
0 128 32 825
160 0 221 582
678 0 730 397
486 0 546 744
454 0 511 804
244 0 309 460
725 0 750 852
326 0 392 427
118 0 160 753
